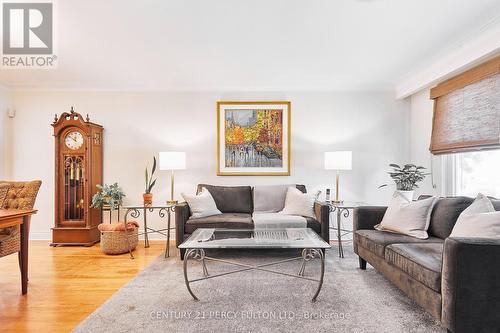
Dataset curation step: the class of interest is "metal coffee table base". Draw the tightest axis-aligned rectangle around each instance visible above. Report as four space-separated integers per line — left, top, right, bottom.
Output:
183 248 325 302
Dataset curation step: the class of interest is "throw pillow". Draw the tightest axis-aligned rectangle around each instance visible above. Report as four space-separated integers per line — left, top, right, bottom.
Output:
456 193 495 220
375 192 437 239
181 187 222 219
253 184 293 213
450 193 500 238
280 187 319 218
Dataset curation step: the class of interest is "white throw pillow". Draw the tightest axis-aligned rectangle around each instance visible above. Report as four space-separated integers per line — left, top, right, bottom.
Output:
456 193 495 221
450 193 500 238
280 187 319 218
181 187 222 219
375 192 437 239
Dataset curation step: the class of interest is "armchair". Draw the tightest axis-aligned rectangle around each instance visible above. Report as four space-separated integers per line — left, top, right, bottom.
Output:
0 180 42 288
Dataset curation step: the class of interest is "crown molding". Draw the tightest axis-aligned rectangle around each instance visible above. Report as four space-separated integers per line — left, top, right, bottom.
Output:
395 19 500 99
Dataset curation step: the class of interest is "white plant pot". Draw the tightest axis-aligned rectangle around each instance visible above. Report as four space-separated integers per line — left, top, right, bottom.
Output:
396 190 414 202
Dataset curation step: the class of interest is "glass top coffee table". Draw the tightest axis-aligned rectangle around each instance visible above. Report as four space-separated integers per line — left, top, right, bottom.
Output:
179 228 331 302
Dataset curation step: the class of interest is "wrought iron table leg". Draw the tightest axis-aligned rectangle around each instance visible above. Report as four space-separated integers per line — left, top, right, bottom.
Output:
183 248 324 302
143 207 150 248
200 250 209 277
165 209 171 258
311 249 325 302
337 209 344 258
124 209 134 259
183 249 199 301
298 248 312 276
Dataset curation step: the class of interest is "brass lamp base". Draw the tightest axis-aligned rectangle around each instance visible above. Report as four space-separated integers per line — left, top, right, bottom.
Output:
167 200 178 205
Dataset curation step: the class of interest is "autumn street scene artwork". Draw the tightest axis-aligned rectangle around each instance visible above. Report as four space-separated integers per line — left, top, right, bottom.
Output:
224 109 283 168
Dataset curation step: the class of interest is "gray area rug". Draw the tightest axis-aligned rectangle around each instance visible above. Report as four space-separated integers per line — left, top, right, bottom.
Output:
73 246 444 333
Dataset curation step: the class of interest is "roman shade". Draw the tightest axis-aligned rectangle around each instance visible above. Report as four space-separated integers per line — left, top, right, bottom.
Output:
429 56 500 155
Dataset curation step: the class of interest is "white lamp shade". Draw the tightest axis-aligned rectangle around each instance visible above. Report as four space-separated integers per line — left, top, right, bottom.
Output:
159 152 186 170
324 151 352 170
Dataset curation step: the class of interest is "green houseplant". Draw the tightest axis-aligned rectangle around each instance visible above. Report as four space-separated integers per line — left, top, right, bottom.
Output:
379 163 428 201
90 183 126 210
143 156 157 204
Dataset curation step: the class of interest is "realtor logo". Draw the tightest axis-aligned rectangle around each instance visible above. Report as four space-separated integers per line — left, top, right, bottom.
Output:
1 1 57 68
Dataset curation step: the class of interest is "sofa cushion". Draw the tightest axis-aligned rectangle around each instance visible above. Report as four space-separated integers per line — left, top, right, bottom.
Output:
385 243 443 292
197 184 253 214
355 229 443 258
253 185 293 213
428 196 474 239
185 213 253 233
252 213 307 229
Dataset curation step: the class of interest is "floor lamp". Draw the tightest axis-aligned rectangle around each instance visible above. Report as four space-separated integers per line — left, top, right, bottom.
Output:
159 152 186 205
324 151 352 203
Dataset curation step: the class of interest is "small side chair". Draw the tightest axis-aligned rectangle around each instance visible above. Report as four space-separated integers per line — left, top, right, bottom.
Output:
0 180 42 292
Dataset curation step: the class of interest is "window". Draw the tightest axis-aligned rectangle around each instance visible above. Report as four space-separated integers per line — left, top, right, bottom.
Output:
453 150 500 198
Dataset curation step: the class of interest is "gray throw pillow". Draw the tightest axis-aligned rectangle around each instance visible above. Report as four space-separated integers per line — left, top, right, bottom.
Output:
253 185 294 213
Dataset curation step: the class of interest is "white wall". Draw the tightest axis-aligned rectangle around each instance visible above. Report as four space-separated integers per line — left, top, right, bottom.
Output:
0 87 13 179
8 90 410 239
409 89 442 197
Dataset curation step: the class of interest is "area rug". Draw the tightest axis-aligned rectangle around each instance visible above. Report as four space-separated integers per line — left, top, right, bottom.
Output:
73 246 444 332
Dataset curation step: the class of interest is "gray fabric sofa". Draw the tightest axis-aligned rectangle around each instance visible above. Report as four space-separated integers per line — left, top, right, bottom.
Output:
175 184 330 259
353 196 500 333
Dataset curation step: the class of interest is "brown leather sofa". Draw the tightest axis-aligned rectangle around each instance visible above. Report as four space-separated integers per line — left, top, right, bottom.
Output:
353 196 500 333
176 184 330 260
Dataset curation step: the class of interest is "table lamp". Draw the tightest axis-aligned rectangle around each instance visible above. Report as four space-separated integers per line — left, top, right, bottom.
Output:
159 152 186 205
324 151 352 203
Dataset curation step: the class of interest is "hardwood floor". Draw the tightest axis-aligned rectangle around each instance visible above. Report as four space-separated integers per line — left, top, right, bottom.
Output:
0 240 169 333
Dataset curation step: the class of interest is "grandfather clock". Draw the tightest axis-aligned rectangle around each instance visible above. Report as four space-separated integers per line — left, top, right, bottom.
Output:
51 107 103 246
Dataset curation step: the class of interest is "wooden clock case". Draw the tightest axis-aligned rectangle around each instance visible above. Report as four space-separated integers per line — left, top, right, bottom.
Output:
51 108 103 246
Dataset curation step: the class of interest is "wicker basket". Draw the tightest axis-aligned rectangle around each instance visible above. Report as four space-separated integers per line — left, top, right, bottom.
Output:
100 228 138 255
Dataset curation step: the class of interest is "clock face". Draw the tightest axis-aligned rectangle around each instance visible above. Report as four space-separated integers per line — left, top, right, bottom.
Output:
65 131 84 150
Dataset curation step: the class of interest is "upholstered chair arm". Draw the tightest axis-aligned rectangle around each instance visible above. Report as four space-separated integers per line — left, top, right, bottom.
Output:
441 237 500 333
175 203 190 248
314 201 330 243
353 206 387 231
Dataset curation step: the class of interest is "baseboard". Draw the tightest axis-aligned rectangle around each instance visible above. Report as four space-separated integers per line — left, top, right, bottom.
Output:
30 231 52 240
29 231 176 241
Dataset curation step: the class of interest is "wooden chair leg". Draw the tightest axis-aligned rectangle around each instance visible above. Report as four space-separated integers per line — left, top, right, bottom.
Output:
19 216 30 294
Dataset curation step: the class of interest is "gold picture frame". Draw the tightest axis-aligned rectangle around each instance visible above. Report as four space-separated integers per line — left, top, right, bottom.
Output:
217 101 291 176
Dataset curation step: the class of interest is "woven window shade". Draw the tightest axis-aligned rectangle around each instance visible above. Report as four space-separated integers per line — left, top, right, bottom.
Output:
430 56 500 155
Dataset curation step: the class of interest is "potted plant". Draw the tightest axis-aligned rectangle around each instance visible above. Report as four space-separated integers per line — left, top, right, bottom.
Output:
90 183 126 210
379 163 428 201
144 156 157 205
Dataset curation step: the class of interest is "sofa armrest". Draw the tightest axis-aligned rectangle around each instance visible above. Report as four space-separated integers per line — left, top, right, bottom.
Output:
175 203 190 248
353 206 387 231
442 237 500 333
314 201 330 243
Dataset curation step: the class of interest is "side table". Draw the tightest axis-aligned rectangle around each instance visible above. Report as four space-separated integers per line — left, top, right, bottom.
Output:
122 203 176 259
328 201 365 258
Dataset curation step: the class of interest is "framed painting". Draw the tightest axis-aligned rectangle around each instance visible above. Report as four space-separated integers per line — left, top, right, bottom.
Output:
217 101 291 176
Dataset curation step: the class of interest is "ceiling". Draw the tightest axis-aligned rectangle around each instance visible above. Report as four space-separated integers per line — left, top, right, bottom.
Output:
1 0 500 91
